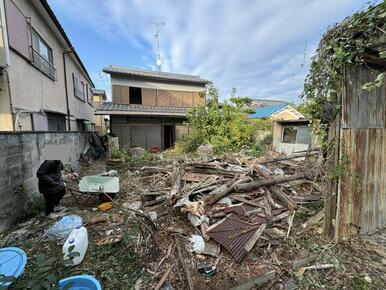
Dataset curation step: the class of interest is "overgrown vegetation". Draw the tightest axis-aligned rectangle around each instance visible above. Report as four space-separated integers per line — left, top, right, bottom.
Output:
176 85 265 155
302 2 386 138
110 146 155 166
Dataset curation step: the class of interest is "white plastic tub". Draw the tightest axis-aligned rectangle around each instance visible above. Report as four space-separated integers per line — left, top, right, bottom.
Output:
78 176 119 193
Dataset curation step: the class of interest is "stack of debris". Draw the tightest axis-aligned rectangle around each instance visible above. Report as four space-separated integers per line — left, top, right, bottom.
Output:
134 151 323 264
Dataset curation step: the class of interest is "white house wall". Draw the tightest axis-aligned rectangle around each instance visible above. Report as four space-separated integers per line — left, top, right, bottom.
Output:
111 76 205 93
1 0 94 131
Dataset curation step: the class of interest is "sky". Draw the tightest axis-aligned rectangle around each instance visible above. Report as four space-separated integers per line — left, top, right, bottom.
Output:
48 0 378 103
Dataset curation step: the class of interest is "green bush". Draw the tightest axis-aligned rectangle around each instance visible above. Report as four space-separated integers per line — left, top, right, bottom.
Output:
110 146 127 159
182 85 256 154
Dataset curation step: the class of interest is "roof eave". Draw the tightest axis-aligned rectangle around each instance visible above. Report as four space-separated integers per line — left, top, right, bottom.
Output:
103 69 210 86
39 0 94 87
95 111 187 117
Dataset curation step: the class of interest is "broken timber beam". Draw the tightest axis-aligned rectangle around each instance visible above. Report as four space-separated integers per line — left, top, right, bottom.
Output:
184 166 237 177
174 236 194 290
268 186 297 210
229 270 276 290
170 164 182 204
205 177 250 205
234 174 307 192
260 152 318 164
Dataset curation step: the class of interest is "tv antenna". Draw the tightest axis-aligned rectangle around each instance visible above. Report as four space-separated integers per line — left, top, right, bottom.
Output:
150 22 165 71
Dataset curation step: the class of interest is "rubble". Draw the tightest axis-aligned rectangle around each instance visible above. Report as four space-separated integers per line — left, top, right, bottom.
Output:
5 150 385 289
120 150 329 288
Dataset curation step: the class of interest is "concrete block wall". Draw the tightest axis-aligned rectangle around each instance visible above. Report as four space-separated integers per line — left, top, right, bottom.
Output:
0 132 90 232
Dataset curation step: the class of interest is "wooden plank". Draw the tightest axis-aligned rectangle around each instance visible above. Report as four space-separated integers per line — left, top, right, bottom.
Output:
268 186 297 209
244 224 266 252
229 270 276 290
205 177 249 205
234 174 307 192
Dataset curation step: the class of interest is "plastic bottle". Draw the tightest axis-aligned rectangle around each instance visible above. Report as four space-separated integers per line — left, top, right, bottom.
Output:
62 225 88 266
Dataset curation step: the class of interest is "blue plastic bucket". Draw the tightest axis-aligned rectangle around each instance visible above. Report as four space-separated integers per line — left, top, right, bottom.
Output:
59 274 102 290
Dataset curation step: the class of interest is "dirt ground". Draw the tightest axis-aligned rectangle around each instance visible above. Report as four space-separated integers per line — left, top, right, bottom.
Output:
1 157 385 290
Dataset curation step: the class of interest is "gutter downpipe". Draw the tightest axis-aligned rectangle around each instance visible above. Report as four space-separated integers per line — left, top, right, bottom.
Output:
63 48 73 131
2 67 15 130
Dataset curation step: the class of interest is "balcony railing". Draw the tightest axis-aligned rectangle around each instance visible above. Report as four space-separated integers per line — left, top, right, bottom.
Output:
31 48 56 80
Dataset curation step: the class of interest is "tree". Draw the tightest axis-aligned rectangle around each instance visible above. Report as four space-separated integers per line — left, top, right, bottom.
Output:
185 85 256 154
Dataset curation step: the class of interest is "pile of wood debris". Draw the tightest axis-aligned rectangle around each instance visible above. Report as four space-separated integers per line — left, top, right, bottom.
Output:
124 150 325 289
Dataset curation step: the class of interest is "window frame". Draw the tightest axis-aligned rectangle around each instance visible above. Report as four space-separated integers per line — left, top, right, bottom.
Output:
30 27 56 80
282 126 298 144
87 84 94 107
46 113 66 132
73 73 86 102
129 87 142 104
281 125 312 145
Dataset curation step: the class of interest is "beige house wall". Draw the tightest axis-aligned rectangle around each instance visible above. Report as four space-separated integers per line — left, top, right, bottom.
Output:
270 107 303 121
65 53 94 130
0 73 13 130
272 122 316 155
93 94 107 135
0 0 94 131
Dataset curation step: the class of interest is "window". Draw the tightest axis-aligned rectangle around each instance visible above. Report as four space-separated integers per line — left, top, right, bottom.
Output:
47 113 65 131
31 29 55 80
282 125 312 144
296 126 312 144
129 87 142 104
76 120 85 131
282 126 297 143
73 73 85 101
87 84 93 106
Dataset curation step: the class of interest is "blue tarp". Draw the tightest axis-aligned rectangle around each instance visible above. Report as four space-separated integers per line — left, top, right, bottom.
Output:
249 103 288 119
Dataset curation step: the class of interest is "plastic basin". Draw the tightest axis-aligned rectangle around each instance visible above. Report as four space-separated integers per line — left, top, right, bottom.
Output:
59 274 101 290
78 176 119 193
0 247 27 286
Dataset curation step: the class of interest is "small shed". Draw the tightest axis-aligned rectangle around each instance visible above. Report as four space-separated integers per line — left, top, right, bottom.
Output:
272 119 314 155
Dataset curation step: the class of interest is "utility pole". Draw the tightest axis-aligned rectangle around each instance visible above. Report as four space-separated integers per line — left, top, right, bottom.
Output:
150 22 165 71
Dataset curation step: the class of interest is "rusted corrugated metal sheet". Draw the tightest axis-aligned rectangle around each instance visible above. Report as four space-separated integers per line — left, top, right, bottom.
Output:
207 214 267 262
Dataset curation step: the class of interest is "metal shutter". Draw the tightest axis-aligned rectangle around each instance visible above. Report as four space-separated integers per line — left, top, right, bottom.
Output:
130 126 147 149
146 125 161 150
111 124 122 147
121 126 130 148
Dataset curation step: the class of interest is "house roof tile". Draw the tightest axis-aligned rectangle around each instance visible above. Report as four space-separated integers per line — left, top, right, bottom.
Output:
103 66 210 85
95 102 188 117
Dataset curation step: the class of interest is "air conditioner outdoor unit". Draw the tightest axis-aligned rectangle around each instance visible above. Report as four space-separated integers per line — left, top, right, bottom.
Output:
0 0 10 67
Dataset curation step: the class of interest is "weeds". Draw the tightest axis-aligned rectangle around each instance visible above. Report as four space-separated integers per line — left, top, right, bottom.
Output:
110 146 156 167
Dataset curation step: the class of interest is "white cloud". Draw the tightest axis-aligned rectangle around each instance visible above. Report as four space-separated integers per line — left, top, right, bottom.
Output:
50 0 375 103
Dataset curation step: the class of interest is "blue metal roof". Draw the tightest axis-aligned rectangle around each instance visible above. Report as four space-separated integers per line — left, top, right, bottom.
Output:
249 103 288 118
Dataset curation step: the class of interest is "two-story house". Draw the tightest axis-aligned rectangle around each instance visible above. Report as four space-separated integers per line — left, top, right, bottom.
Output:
92 88 109 136
0 0 95 131
97 66 210 150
